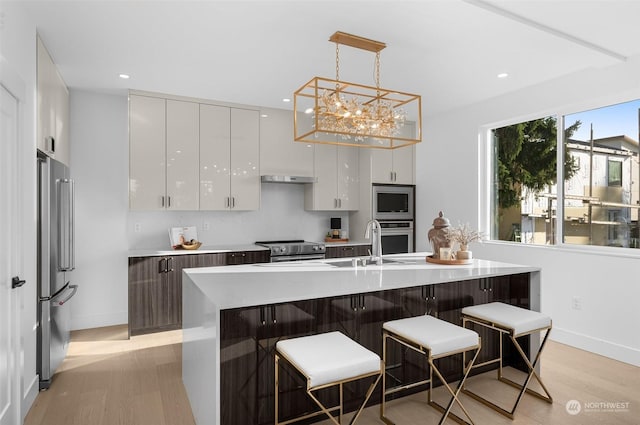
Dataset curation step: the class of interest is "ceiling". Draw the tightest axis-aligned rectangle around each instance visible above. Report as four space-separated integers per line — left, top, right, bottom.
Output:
21 0 640 117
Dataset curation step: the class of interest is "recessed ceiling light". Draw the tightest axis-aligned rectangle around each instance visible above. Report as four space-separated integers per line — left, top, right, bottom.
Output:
260 114 268 118
282 98 291 103
497 73 509 79
119 74 130 79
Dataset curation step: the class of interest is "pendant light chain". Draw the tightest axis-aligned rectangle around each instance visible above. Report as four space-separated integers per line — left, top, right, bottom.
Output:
375 51 381 98
335 42 340 92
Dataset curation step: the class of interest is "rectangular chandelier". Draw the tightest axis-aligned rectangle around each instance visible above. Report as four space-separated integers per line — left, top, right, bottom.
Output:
294 32 422 149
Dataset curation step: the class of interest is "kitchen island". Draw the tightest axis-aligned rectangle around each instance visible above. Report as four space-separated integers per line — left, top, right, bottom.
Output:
182 253 540 425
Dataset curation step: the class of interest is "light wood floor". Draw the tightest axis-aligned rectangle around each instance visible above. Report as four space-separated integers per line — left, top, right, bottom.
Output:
24 325 639 425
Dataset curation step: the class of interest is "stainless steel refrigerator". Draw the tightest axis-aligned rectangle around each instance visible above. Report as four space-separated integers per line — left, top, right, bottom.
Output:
37 151 78 390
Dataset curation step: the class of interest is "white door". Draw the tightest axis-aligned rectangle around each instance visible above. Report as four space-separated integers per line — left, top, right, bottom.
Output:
0 84 20 425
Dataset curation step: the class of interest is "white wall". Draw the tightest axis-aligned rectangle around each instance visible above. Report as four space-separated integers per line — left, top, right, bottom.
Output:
1 1 40 419
416 55 640 366
70 90 349 329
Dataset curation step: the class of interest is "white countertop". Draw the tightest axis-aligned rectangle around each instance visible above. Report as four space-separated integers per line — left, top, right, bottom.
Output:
183 253 539 310
324 240 371 246
128 244 269 258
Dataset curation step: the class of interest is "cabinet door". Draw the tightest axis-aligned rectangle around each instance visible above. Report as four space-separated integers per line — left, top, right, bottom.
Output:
37 37 55 157
128 256 165 335
54 79 70 166
307 144 338 210
259 107 313 177
230 108 260 210
392 145 415 185
200 104 231 210
129 95 166 210
336 146 359 210
371 149 393 184
166 100 199 210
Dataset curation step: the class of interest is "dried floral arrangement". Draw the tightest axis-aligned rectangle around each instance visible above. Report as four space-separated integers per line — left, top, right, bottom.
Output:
446 223 484 251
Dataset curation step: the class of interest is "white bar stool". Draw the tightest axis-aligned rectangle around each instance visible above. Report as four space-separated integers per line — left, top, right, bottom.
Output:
381 315 481 425
275 331 382 425
461 302 553 419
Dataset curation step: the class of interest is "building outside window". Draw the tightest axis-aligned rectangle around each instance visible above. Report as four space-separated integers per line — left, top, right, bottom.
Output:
490 99 640 249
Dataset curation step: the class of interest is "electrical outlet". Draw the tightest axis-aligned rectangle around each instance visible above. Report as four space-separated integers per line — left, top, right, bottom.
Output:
571 296 582 310
134 223 141 233
203 221 210 231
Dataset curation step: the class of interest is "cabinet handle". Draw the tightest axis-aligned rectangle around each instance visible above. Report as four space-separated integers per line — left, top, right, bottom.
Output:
271 305 277 324
360 294 365 310
161 196 165 208
167 257 174 272
342 246 354 251
260 306 266 325
167 196 171 208
159 258 166 273
339 198 342 208
231 197 235 208
45 136 55 154
225 197 230 208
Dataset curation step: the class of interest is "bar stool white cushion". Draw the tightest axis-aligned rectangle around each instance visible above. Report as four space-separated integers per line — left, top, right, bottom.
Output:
462 302 551 336
383 315 479 356
276 331 381 388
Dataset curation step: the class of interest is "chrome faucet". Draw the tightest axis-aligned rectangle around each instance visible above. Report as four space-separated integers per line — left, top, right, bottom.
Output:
364 219 383 265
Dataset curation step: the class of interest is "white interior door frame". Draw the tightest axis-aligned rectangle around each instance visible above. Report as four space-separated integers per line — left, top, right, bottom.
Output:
1 54 28 425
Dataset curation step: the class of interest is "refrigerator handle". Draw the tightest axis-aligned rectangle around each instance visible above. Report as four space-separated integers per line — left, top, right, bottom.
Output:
58 179 75 271
51 284 78 306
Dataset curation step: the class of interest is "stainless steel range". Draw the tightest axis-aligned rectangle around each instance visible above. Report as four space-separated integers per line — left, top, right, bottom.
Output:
256 240 326 262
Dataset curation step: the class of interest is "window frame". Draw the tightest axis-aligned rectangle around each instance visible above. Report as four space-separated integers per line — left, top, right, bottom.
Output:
479 102 640 258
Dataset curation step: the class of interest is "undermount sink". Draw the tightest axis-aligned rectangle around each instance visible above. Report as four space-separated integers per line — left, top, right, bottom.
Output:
329 258 401 268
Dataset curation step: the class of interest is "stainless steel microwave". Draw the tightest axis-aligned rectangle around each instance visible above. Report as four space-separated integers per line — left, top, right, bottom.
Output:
372 184 415 221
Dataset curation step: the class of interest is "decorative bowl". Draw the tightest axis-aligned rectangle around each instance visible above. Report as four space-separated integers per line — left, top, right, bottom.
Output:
181 241 202 250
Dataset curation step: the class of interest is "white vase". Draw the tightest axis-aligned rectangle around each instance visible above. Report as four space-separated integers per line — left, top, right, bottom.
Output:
457 250 472 260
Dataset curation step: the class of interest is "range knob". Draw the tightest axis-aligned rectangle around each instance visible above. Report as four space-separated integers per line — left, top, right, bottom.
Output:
278 246 287 254
312 245 319 251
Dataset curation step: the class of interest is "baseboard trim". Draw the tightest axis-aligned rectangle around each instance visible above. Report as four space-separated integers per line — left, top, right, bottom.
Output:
21 373 39 420
551 327 640 367
71 310 128 331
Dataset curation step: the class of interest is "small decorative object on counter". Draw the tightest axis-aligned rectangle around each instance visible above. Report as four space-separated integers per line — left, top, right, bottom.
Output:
169 226 199 249
447 222 483 260
428 211 451 259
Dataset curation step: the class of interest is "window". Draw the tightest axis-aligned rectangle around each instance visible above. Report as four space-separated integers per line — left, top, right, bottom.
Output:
607 160 622 186
490 98 640 249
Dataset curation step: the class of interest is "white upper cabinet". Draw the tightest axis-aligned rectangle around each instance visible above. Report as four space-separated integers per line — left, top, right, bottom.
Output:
371 122 416 185
200 104 231 210
129 95 167 210
230 108 260 210
259 108 313 177
200 105 260 211
129 96 199 210
37 36 70 165
166 100 199 210
305 144 359 211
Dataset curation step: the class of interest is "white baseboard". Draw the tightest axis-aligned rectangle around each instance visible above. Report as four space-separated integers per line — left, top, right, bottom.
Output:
21 374 39 421
71 310 128 331
551 327 640 367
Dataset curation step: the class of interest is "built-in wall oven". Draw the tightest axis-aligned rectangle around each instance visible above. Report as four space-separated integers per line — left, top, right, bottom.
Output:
373 184 416 254
379 221 414 254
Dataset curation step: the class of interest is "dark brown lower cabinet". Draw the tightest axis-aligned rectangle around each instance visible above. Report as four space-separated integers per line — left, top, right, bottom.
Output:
129 251 266 336
219 273 531 425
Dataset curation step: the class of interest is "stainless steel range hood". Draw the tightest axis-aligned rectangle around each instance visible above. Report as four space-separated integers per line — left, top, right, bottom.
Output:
261 175 317 184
